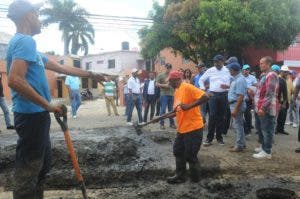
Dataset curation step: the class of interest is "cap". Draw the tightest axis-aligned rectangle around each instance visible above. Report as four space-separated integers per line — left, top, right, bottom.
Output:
281 65 290 72
169 71 182 80
212 54 224 62
196 63 205 68
227 62 241 71
132 68 138 73
242 64 250 70
271 65 280 72
7 0 43 20
225 56 238 64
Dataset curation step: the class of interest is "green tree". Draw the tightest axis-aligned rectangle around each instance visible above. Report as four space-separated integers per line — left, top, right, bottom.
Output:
140 0 300 64
41 0 95 55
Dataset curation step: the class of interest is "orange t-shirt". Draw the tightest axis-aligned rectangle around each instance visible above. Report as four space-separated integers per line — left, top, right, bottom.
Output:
174 82 205 134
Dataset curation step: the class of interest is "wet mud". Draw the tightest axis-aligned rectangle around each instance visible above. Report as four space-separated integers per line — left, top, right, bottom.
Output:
0 126 299 198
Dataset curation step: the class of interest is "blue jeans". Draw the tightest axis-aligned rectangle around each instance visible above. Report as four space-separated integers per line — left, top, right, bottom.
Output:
70 90 81 116
259 113 276 154
230 104 246 148
127 94 143 123
0 97 12 127
124 94 130 116
13 112 51 199
159 95 175 126
207 92 227 142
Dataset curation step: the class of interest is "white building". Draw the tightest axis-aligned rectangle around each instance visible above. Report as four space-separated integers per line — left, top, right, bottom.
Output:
81 50 146 76
0 32 12 60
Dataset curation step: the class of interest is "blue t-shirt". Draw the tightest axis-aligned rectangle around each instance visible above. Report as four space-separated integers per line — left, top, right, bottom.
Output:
6 33 51 113
228 73 247 110
65 76 81 90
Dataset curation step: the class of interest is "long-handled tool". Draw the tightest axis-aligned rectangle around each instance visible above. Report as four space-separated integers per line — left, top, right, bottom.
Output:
133 105 180 135
55 105 88 199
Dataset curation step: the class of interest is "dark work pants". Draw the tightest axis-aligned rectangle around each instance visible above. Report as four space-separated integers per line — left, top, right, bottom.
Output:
276 105 288 133
244 100 252 135
173 129 203 165
13 112 51 199
207 92 227 142
143 94 156 122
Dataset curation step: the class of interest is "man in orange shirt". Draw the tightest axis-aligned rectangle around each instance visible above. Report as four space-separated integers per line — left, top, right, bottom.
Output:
166 71 209 184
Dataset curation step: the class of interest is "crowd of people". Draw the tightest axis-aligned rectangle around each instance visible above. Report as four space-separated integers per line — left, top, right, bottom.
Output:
122 55 300 160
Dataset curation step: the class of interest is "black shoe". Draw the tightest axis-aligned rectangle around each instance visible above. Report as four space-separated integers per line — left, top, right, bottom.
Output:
295 147 300 153
218 140 225 145
278 131 289 135
7 126 14 130
166 174 186 184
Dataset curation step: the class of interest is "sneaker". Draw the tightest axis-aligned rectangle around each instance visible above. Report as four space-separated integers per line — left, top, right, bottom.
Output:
139 122 145 125
203 140 212 146
285 122 292 125
277 131 289 135
218 140 225 146
170 124 177 129
254 146 262 153
293 123 298 128
126 122 133 126
7 126 14 130
160 125 166 130
73 115 77 119
295 147 300 153
253 150 272 159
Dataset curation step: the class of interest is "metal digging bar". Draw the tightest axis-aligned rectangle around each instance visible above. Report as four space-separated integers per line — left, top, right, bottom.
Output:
54 105 88 199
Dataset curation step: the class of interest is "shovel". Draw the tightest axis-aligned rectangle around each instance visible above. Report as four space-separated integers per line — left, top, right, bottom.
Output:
54 105 88 199
133 105 180 135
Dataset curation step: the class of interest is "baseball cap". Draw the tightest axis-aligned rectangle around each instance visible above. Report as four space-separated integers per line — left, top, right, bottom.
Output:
242 64 250 70
132 68 138 73
225 56 238 64
271 65 280 72
227 62 241 71
169 71 182 80
196 63 205 68
280 65 290 72
212 54 224 62
7 0 43 20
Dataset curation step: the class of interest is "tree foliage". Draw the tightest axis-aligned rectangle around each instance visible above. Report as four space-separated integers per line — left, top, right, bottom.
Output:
139 0 300 64
41 0 95 55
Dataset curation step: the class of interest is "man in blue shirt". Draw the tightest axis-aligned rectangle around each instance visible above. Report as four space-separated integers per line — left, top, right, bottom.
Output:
227 62 247 152
65 75 81 118
6 1 105 198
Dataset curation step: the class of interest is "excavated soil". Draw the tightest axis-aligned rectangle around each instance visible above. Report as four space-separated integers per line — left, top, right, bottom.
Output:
0 126 300 199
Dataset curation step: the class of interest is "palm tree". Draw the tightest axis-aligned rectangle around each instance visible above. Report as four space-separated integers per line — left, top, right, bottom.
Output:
67 21 95 55
41 0 95 55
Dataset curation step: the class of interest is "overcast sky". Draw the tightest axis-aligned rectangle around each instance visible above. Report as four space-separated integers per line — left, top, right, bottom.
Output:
0 0 165 55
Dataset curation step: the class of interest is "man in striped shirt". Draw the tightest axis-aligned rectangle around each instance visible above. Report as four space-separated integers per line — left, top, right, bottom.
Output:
103 76 119 116
253 56 279 159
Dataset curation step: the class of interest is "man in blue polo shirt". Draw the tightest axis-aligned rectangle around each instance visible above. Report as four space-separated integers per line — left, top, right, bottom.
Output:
65 75 81 118
6 1 105 198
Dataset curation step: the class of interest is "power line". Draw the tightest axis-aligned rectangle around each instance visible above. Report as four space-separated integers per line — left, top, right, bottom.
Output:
85 13 152 21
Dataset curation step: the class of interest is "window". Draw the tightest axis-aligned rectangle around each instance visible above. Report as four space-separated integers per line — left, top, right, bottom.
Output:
92 80 98 88
108 59 115 69
182 58 190 65
82 78 88 88
85 62 92 70
73 59 81 68
159 57 165 66
97 60 104 64
59 60 64 65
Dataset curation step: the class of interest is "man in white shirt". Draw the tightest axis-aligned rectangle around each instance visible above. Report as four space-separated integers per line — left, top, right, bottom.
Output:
242 64 257 135
143 72 159 122
199 54 231 146
127 68 143 125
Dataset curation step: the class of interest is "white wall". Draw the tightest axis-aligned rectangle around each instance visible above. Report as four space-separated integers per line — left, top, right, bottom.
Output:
81 51 145 75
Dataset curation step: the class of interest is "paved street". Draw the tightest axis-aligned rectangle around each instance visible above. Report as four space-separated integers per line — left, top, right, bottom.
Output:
0 99 300 198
